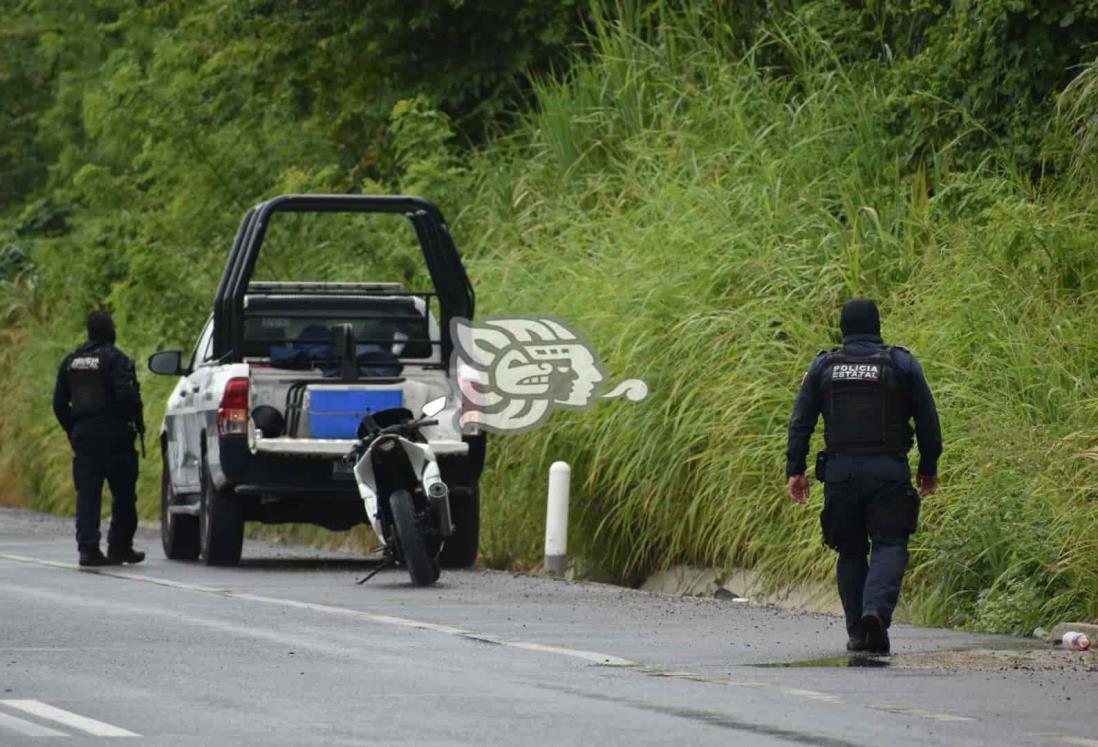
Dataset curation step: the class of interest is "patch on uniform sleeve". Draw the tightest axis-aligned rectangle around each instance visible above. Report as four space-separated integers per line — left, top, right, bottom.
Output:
69 356 101 371
831 362 880 382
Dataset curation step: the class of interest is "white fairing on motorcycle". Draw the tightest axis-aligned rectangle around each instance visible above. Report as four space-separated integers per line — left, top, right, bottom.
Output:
352 435 446 545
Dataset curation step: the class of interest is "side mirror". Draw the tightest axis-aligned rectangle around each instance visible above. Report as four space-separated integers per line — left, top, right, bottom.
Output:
148 350 186 376
421 396 447 418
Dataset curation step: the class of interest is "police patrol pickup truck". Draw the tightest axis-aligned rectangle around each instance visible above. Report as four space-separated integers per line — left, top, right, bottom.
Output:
148 195 485 566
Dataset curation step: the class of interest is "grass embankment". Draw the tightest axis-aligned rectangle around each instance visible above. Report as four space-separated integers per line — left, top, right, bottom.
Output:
464 18 1098 633
2 8 1096 634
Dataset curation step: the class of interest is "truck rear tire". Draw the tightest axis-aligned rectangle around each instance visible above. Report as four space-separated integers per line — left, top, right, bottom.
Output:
391 489 439 586
161 458 200 561
439 486 479 569
200 458 244 566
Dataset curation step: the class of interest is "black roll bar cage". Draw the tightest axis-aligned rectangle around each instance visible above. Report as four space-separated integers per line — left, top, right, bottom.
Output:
212 195 475 363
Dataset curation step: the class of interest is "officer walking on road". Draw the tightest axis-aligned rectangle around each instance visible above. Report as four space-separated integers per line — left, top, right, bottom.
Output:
785 299 941 654
52 311 146 567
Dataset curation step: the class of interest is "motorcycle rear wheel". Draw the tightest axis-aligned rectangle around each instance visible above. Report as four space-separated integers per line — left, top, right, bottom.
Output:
391 489 440 587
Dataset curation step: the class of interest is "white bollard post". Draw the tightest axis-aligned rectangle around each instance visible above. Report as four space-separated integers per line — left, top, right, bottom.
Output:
544 461 571 576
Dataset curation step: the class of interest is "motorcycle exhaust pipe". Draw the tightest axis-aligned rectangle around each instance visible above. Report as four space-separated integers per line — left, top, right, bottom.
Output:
427 481 453 538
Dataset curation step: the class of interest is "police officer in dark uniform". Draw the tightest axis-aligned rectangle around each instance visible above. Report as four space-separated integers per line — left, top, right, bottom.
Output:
52 311 146 567
785 299 941 654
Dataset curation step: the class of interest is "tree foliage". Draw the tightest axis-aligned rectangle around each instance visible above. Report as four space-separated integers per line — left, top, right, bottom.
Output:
1 0 585 211
882 0 1098 170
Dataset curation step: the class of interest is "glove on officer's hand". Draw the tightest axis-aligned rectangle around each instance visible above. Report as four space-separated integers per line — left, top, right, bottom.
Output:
787 474 809 504
917 473 939 497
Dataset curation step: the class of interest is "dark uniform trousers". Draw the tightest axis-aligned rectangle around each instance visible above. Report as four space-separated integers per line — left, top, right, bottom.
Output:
72 418 138 553
821 454 919 637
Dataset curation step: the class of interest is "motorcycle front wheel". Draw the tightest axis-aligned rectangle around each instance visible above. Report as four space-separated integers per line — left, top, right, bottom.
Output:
390 489 440 587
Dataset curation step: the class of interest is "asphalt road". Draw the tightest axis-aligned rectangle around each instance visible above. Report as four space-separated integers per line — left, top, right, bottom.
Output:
0 507 1094 746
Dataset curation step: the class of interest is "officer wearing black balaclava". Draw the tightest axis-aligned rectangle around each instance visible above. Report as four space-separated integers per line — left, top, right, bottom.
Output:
52 311 146 566
785 299 941 655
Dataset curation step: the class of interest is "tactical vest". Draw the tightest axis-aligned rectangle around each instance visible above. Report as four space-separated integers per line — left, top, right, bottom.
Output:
819 347 910 455
66 350 111 417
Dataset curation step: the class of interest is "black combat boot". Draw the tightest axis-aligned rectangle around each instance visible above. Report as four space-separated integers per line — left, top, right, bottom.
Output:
79 548 122 567
860 611 890 655
107 547 146 564
846 635 868 652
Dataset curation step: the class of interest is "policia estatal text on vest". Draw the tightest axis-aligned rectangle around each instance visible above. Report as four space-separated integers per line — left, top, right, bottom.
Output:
52 311 147 567
785 299 942 655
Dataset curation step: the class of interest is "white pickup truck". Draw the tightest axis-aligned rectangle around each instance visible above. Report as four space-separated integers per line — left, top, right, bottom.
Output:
148 195 485 567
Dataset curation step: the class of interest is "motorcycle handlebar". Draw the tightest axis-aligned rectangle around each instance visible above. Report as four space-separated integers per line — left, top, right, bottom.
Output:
347 415 440 460
376 418 438 437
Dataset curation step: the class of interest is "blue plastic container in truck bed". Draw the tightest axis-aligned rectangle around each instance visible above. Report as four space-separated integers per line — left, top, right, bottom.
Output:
307 387 404 438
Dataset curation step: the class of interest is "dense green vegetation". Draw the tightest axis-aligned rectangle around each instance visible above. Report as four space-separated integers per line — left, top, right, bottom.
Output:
3 1 1097 634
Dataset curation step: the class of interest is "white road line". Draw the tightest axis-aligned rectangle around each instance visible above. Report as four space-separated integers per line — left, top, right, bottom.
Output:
1 700 139 737
732 681 843 703
869 704 974 722
500 639 636 666
0 582 403 664
768 686 843 704
0 551 972 722
0 709 68 738
1029 735 1098 747
0 554 226 593
0 552 639 668
0 647 115 652
233 592 638 666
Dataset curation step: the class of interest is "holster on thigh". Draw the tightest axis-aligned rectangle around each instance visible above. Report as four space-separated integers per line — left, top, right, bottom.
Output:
820 487 866 554
866 485 920 538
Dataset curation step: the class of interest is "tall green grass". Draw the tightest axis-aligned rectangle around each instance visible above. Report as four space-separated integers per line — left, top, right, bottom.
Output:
1 5 1096 634
457 11 1098 632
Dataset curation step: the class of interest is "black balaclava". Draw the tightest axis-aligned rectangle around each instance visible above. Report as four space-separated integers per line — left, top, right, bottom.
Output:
87 311 116 345
839 298 880 338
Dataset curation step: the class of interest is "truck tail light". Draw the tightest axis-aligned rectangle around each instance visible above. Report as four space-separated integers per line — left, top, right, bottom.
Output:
218 378 249 436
